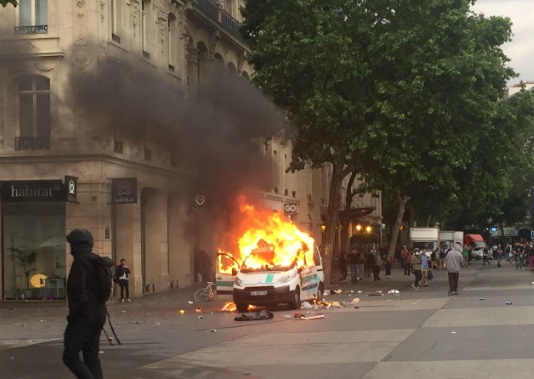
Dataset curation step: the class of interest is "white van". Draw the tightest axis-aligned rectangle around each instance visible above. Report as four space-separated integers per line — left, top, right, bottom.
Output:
232 245 324 313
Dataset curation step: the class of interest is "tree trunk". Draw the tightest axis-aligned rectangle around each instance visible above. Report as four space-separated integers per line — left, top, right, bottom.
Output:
387 191 410 258
322 163 349 286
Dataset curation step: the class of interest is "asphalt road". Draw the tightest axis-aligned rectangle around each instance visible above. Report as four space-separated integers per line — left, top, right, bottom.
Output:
2 260 534 379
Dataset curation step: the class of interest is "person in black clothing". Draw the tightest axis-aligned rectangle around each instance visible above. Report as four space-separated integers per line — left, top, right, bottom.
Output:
339 251 348 281
115 259 131 302
482 246 491 266
63 229 106 379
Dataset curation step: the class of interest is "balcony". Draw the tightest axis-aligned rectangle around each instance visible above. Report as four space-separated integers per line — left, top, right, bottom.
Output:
195 0 242 40
15 136 50 151
14 25 48 35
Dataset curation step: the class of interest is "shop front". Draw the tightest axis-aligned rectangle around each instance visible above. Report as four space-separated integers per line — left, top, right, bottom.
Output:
1 179 74 300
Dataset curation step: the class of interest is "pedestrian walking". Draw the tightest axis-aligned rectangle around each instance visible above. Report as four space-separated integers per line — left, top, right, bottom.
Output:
497 244 503 268
445 243 464 295
349 248 360 282
482 246 491 266
63 229 106 379
403 249 412 276
199 250 213 282
384 254 392 278
420 249 429 287
462 244 470 267
411 250 422 290
115 258 131 303
527 243 534 271
372 247 382 281
339 251 348 281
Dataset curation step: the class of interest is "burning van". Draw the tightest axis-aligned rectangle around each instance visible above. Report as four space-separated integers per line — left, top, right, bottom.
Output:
232 243 324 313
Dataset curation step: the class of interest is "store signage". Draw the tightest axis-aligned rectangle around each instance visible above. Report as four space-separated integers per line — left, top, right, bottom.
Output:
65 176 78 203
284 203 298 215
1 180 64 202
111 178 137 204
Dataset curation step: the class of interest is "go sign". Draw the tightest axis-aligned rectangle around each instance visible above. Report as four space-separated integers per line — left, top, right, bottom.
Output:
284 203 298 215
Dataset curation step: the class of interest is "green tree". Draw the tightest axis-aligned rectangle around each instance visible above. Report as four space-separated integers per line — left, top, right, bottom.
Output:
241 0 522 281
242 0 385 283
0 0 18 7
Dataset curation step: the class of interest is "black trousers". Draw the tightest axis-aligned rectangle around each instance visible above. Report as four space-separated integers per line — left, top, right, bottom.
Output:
119 279 129 299
63 321 104 379
413 270 422 287
448 272 460 292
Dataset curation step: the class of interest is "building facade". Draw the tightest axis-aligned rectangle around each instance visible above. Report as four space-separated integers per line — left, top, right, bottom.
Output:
0 0 381 301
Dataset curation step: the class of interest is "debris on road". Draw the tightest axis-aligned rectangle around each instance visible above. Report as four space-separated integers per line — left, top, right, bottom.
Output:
506 302 513 305
234 310 274 321
479 298 486 301
294 313 324 320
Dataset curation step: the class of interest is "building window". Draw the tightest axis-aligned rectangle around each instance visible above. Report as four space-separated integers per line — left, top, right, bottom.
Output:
110 0 122 43
142 0 151 58
16 0 48 34
16 75 50 151
168 13 178 72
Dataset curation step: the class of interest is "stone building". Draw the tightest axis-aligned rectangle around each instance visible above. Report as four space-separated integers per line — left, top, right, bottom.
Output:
0 0 381 301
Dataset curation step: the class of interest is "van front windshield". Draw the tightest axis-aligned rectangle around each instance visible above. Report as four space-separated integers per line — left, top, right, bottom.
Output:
240 249 297 273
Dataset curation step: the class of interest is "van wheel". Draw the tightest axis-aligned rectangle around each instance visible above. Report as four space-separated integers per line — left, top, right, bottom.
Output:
316 283 324 301
289 288 301 310
235 303 248 313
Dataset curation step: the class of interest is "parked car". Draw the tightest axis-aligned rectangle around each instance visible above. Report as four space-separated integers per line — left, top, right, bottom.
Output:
470 246 491 260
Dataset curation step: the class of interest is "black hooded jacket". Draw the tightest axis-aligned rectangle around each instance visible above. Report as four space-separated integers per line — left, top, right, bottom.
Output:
66 230 106 326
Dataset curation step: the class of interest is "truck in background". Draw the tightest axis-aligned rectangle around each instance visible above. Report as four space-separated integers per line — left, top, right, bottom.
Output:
440 231 464 250
410 227 440 252
464 233 486 248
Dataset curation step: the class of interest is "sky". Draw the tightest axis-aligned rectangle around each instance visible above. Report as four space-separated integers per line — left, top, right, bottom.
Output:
472 0 534 85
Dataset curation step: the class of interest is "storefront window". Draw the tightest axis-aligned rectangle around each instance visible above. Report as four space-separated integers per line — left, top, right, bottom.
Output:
3 202 66 300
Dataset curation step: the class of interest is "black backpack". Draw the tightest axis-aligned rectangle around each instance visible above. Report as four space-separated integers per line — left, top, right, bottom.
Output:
91 255 115 303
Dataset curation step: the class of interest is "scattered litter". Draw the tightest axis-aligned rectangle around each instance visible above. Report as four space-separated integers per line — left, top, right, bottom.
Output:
350 290 354 293
506 302 513 305
357 290 363 294
367 291 384 297
350 298 360 304
531 282 534 285
329 289 343 295
385 299 392 302
118 321 145 324
451 331 456 334
121 310 126 313
296 313 324 320
99 351 104 354
388 289 400 294
284 315 291 319
179 309 185 315
155 322 161 326
234 310 274 321
301 301 314 309
354 306 360 309
40 320 43 322
198 316 203 319
195 308 202 313
211 329 217 332
188 301 193 304
10 357 14 360
323 292 329 296
479 298 486 301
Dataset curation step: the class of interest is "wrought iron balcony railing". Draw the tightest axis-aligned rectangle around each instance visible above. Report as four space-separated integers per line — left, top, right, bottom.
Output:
14 25 48 35
15 136 50 151
196 0 242 39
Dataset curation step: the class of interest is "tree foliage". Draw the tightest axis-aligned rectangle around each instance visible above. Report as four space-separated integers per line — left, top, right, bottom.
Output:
0 0 18 7
241 0 528 267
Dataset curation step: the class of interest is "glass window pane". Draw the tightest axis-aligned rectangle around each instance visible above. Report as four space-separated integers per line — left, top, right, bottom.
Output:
3 203 66 300
36 94 51 137
19 0 31 26
36 0 48 25
19 94 34 137
18 76 33 91
35 76 50 91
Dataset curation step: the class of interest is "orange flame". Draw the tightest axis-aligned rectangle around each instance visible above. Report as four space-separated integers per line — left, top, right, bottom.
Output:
221 302 259 312
217 197 316 274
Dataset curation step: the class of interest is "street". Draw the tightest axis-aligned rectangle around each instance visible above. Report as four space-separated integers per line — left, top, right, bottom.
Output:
2 261 534 379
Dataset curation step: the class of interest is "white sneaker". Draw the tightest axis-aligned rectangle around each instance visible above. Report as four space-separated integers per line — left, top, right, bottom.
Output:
121 299 124 303
126 298 132 303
